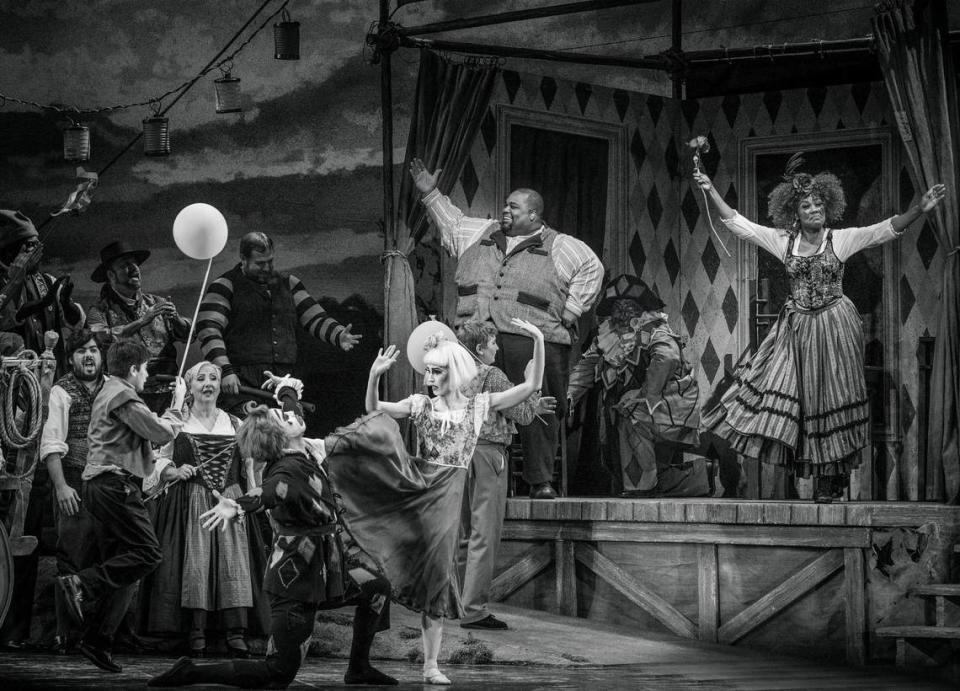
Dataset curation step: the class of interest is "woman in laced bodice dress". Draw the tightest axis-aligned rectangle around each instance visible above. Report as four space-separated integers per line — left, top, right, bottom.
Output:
692 163 945 501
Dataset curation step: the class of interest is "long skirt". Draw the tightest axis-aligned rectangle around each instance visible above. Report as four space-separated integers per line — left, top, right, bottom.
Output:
324 411 466 619
702 295 869 477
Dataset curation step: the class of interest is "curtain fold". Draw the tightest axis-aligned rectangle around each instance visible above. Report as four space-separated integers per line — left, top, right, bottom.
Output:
873 0 960 501
383 49 498 404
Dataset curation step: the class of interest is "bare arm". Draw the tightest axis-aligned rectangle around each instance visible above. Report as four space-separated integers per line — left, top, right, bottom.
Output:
365 345 413 418
891 183 947 233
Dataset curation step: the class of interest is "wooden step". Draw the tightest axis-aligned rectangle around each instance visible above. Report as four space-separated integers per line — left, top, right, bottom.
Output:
910 583 960 597
876 625 960 639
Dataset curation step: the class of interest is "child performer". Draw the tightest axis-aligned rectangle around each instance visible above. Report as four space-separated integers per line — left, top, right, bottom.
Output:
148 375 396 689
323 317 545 684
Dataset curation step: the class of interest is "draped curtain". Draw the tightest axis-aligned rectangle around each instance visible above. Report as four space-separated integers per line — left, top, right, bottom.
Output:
383 49 497 403
873 0 960 501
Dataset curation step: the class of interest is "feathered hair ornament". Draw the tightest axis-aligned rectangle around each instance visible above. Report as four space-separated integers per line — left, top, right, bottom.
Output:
422 331 448 352
767 151 846 229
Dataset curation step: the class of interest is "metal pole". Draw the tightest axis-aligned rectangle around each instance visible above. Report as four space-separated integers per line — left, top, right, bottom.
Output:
380 0 395 252
671 0 683 99
398 0 660 38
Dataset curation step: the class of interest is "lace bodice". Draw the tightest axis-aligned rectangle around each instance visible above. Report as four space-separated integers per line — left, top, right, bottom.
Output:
405 392 491 468
784 231 844 310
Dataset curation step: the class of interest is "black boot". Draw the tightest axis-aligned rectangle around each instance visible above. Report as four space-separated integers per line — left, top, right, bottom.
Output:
344 606 397 686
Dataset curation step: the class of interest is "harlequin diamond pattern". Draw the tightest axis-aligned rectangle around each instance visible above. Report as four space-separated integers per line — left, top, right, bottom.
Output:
901 383 916 435
724 182 738 210
664 239 680 285
900 168 913 209
461 157 479 207
851 82 872 115
647 187 663 231
647 95 663 125
763 90 782 122
682 291 700 336
629 233 646 277
502 71 521 103
722 94 740 128
540 77 557 109
916 222 938 270
807 86 827 117
630 130 646 174
681 188 700 234
900 275 915 325
480 108 496 157
722 285 738 333
700 337 720 383
681 99 699 130
664 135 679 180
575 82 592 115
613 89 629 122
701 238 721 284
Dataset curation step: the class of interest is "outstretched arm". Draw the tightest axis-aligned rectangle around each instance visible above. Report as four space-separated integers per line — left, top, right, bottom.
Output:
692 171 737 220
891 183 947 233
489 319 545 411
365 345 413 418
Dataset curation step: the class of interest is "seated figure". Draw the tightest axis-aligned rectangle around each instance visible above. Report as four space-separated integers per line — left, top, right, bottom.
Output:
567 274 710 498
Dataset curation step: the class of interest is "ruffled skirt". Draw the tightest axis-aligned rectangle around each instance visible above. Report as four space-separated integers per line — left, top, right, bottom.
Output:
702 296 869 477
324 412 466 619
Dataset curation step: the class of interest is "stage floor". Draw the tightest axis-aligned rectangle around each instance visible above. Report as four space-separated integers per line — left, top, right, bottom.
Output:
0 603 951 689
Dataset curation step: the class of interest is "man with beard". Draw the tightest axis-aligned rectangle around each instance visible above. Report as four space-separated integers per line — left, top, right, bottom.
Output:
409 159 604 499
0 209 85 375
196 231 361 411
87 241 192 412
39 329 116 651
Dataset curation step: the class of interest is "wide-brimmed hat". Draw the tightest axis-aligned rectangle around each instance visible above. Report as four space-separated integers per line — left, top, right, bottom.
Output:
0 210 38 250
91 240 151 283
596 274 665 316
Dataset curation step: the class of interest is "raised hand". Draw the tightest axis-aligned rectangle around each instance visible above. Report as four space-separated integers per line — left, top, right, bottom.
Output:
171 376 187 410
920 183 947 213
510 318 544 341
692 170 713 191
200 489 239 532
370 345 399 377
339 324 362 352
409 158 442 195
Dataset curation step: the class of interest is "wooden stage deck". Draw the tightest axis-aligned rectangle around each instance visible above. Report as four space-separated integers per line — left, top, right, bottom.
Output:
493 498 960 676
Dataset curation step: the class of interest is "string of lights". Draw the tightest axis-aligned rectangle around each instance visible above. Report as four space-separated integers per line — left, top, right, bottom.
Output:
0 0 290 118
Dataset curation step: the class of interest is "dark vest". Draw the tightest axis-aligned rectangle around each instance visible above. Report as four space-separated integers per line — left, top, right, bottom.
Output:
222 265 298 367
455 226 569 344
55 373 103 471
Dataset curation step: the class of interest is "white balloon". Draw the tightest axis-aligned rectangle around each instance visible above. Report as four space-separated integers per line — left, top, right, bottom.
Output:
173 203 229 260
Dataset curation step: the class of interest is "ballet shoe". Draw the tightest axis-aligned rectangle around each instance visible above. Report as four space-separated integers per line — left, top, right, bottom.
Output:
422 669 451 685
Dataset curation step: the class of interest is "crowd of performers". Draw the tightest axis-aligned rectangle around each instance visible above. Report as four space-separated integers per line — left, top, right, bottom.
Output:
0 153 947 687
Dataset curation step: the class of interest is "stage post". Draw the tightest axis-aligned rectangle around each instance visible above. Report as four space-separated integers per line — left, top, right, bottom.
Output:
697 544 719 642
844 547 867 665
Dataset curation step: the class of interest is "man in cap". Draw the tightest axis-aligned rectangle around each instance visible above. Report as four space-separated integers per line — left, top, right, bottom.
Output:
409 159 604 499
87 240 191 412
0 208 84 374
567 274 709 497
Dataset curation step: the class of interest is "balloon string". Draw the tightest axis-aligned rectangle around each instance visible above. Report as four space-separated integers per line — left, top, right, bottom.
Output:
178 257 214 380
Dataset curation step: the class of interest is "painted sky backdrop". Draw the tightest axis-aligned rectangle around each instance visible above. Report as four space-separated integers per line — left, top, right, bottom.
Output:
2 0 957 423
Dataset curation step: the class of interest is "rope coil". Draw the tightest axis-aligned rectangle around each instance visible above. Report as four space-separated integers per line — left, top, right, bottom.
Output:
0 359 44 450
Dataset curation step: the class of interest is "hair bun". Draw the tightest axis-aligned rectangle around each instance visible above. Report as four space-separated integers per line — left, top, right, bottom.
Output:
423 332 448 352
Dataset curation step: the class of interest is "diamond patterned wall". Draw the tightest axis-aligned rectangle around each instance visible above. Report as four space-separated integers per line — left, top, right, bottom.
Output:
413 68 946 499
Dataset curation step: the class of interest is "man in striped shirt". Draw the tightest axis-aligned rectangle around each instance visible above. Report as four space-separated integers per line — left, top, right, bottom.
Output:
196 232 361 408
410 158 604 499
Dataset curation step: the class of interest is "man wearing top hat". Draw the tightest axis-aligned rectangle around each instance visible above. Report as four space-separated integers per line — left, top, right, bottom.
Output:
0 209 85 375
567 274 709 498
87 240 192 412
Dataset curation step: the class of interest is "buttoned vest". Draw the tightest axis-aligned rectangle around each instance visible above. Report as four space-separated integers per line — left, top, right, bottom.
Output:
222 266 298 367
455 226 570 345
55 373 101 471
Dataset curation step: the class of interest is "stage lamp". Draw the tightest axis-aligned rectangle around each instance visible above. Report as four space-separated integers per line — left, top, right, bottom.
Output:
63 123 90 162
274 8 300 60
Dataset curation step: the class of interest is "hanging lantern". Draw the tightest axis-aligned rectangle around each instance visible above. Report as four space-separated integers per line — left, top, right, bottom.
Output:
274 9 300 60
63 123 90 162
143 116 170 156
214 73 242 114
